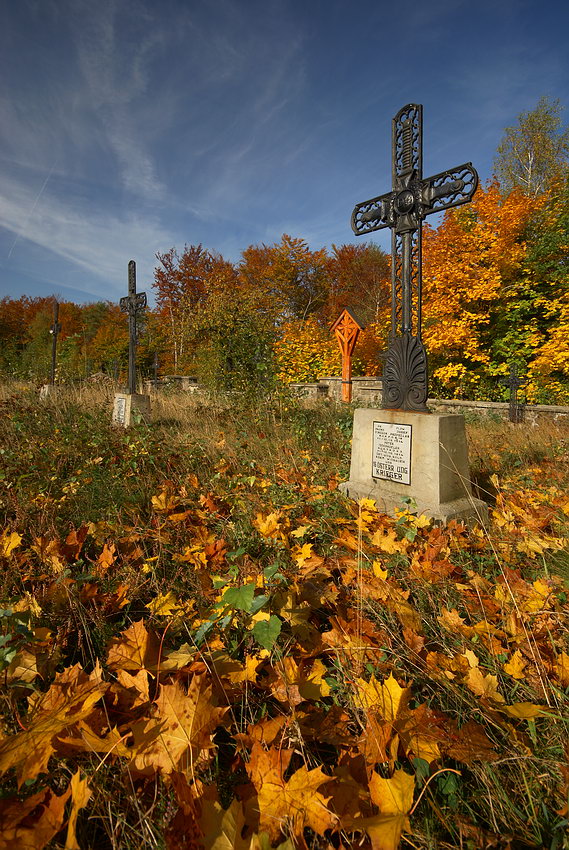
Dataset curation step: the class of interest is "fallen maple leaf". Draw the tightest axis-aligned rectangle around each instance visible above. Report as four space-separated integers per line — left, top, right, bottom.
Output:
0 664 107 786
0 529 22 558
465 668 505 703
129 675 226 776
353 673 411 722
0 785 70 850
106 619 161 672
345 769 415 850
64 770 92 850
247 744 336 842
503 649 527 680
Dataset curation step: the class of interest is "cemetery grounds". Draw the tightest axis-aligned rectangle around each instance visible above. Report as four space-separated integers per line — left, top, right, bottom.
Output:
0 382 568 850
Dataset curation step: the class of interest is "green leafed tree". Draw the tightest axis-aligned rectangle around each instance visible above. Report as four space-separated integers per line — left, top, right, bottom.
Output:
494 96 569 197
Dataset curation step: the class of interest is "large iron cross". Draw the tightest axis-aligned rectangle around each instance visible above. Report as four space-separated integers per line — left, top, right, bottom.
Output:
120 260 147 394
351 103 478 411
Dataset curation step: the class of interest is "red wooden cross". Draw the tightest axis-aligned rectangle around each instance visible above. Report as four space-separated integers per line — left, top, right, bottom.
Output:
331 308 366 402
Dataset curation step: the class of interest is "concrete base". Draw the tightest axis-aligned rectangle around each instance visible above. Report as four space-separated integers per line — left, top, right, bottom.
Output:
340 408 488 525
112 393 151 427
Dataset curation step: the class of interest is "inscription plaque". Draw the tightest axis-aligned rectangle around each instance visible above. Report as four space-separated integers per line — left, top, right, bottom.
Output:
113 396 126 425
372 421 412 485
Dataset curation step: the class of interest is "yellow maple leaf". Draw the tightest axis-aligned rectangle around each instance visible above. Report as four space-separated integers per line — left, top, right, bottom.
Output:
348 769 415 850
500 702 550 719
293 542 314 566
353 673 411 722
372 560 388 580
248 745 336 842
554 651 569 687
503 649 527 680
370 528 407 555
64 770 92 850
465 668 505 703
290 525 310 539
199 797 250 850
0 529 22 558
145 591 182 617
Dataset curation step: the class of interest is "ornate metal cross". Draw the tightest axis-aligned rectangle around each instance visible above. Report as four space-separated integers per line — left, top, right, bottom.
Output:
351 103 478 411
49 299 61 385
120 260 147 394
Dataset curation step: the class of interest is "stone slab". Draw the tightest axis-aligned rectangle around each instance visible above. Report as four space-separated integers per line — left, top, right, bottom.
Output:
340 408 488 525
112 392 151 427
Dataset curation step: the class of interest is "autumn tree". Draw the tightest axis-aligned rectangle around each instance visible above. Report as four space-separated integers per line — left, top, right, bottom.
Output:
153 245 237 372
325 242 390 326
239 234 329 322
422 182 536 398
494 96 569 197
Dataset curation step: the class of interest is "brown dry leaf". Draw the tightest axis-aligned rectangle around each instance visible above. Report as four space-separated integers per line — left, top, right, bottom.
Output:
6 648 39 685
0 664 107 786
106 618 161 672
129 675 226 776
357 713 393 766
465 668 505 703
397 704 443 765
64 770 92 850
353 673 411 722
437 608 474 637
0 785 71 850
248 744 336 842
443 720 499 764
95 541 117 573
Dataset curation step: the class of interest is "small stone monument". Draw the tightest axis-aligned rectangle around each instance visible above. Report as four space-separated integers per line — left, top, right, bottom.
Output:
331 307 366 403
112 260 151 427
40 299 61 399
341 103 487 524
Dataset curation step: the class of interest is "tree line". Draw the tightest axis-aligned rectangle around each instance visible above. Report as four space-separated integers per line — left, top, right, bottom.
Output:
1 97 568 403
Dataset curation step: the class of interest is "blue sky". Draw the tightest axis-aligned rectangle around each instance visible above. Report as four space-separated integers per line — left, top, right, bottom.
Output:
1 0 568 306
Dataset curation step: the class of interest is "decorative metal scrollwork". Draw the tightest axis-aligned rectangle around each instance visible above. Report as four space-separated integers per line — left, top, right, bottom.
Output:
382 335 429 412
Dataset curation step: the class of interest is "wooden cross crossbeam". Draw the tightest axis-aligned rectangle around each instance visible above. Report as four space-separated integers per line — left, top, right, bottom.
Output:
331 308 366 402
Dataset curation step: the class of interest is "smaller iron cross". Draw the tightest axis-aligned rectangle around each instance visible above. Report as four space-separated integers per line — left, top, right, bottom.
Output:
120 260 147 394
502 362 525 424
351 104 478 411
49 300 61 385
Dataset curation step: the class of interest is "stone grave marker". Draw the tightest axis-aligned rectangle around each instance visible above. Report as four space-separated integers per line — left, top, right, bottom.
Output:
112 260 151 427
340 103 487 524
331 307 366 403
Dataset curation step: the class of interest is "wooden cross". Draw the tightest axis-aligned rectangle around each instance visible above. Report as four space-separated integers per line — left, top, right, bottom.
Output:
119 260 147 394
49 299 61 385
351 104 478 411
331 308 366 402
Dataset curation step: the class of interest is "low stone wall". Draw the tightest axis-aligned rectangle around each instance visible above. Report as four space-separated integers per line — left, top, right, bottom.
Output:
427 398 569 425
143 375 198 393
288 378 569 423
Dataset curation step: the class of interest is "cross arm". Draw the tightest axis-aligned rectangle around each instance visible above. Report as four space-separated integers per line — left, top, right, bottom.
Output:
351 190 393 236
120 292 147 313
421 162 478 216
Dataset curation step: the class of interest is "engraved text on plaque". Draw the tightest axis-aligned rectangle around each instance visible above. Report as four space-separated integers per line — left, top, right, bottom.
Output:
372 421 412 485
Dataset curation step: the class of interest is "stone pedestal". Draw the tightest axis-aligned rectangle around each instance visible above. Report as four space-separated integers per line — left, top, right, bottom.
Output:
112 393 151 427
340 408 487 525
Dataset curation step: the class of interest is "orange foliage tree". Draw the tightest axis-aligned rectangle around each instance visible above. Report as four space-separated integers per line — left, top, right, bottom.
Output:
422 182 538 398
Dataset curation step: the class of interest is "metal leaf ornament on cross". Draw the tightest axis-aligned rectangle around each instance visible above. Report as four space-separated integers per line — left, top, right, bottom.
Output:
351 104 478 411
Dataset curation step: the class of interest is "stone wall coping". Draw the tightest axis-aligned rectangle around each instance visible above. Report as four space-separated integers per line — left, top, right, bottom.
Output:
429 398 569 414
